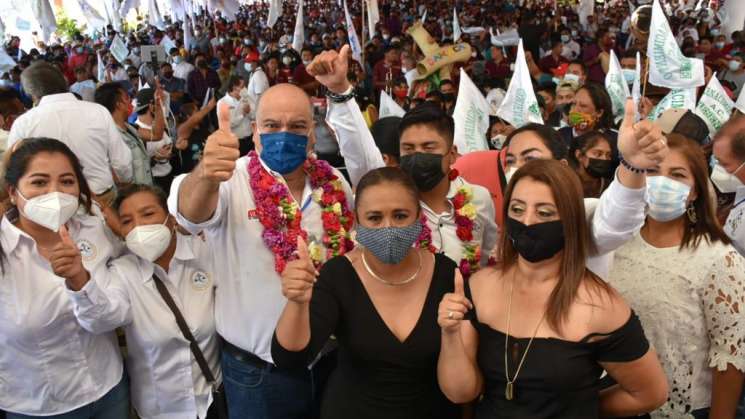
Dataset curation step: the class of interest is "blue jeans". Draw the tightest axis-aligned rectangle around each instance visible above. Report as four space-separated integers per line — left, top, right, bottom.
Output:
6 374 129 419
221 347 313 419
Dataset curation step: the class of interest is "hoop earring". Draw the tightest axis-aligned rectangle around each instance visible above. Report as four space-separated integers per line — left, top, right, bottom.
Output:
686 205 698 225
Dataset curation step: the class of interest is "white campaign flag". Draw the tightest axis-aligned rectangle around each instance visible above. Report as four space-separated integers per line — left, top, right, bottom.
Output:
31 0 57 43
453 68 491 153
96 51 106 82
718 0 745 39
379 91 406 118
497 39 544 128
0 17 5 41
736 87 745 115
695 74 735 135
148 0 166 30
110 34 129 64
647 88 697 121
169 0 186 21
77 0 107 30
120 0 141 17
453 8 462 42
183 16 194 52
0 47 16 74
344 0 362 64
267 0 282 28
606 50 631 121
647 0 705 89
421 8 427 23
103 0 123 32
631 52 642 120
366 0 380 39
209 0 240 20
490 28 520 47
578 0 594 28
292 0 304 53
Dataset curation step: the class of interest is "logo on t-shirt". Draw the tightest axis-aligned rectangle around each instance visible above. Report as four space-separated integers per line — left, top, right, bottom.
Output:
77 239 97 262
191 271 211 291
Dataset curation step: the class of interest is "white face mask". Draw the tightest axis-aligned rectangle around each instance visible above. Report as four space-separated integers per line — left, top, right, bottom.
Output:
711 161 745 194
245 62 254 72
18 191 79 232
564 73 580 84
490 134 507 150
504 166 518 184
125 218 173 262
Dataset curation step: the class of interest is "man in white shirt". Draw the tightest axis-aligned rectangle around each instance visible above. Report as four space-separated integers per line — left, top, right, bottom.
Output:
70 66 96 102
169 75 354 418
8 61 133 205
560 28 581 61
217 76 253 155
170 48 195 81
246 56 270 117
712 116 745 255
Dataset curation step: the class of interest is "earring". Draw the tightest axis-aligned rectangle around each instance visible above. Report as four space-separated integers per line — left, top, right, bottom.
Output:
448 168 460 181
686 205 698 224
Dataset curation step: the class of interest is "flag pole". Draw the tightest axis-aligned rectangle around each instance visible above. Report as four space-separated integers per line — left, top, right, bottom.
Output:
361 0 367 68
642 57 650 99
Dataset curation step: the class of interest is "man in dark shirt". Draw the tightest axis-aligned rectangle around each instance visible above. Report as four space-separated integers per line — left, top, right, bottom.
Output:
373 45 401 94
187 56 221 104
539 39 570 74
159 62 186 111
292 48 320 96
518 13 546 61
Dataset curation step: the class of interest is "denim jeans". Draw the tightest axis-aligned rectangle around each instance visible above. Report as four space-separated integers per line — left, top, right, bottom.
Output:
6 374 129 419
221 347 313 419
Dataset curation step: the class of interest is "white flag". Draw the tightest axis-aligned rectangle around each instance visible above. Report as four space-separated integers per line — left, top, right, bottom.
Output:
695 74 735 135
77 0 107 30
421 8 427 23
736 87 745 115
647 0 705 89
606 50 631 121
379 91 406 118
490 28 520 47
453 8 462 42
0 48 16 74
718 0 745 39
103 0 123 32
267 0 282 28
96 51 106 82
453 68 491 153
366 0 380 39
148 0 166 30
578 0 594 28
183 16 194 52
497 39 544 128
208 0 240 20
31 0 57 43
631 52 642 121
120 0 141 17
292 0 304 53
647 88 697 121
110 34 129 64
343 0 362 64
169 0 186 21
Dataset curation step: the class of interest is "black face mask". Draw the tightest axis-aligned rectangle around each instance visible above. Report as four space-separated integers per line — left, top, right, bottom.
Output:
585 158 613 179
506 217 565 263
399 152 446 192
441 93 455 103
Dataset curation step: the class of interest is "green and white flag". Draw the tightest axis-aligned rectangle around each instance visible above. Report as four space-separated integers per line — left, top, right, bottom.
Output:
631 52 642 121
605 50 631 122
453 7 461 42
647 88 697 121
453 68 491 153
736 86 745 115
379 91 406 118
647 0 705 89
695 74 735 135
496 39 543 128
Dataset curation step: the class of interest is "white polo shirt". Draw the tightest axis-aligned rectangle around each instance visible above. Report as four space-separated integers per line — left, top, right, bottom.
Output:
0 211 124 416
68 233 219 419
723 185 745 256
168 155 353 363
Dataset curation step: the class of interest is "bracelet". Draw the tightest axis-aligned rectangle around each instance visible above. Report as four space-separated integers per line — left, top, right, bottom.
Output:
619 156 647 174
326 86 355 104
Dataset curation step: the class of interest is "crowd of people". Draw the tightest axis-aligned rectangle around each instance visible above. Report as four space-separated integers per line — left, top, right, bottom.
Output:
1 0 745 418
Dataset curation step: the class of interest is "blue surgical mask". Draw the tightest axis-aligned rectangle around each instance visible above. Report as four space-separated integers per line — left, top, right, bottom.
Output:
259 131 309 174
622 68 637 84
356 221 423 264
645 176 691 222
561 34 570 43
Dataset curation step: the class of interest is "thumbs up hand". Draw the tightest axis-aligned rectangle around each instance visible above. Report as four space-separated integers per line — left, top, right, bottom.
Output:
438 268 473 334
280 236 317 304
617 98 668 171
200 101 240 184
50 225 89 291
307 44 352 94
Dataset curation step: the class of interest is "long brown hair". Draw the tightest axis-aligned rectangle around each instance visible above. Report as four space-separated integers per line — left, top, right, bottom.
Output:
499 159 608 333
665 134 731 249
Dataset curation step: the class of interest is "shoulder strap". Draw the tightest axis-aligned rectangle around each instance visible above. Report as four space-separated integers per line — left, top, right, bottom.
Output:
151 273 216 383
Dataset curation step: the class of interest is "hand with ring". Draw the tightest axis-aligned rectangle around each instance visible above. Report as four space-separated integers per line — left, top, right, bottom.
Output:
438 269 473 335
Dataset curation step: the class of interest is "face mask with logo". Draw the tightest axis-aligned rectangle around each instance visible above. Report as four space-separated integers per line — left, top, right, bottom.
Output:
710 159 745 193
18 191 79 232
356 222 423 264
585 158 613 178
125 217 172 262
622 68 637 84
260 131 309 174
400 152 446 192
506 217 565 263
568 111 596 130
645 176 691 222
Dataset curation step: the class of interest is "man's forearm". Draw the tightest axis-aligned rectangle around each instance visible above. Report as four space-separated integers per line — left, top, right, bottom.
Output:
178 163 221 224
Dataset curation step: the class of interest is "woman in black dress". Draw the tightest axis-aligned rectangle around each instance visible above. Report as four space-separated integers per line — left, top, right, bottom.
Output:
437 159 669 419
272 167 459 419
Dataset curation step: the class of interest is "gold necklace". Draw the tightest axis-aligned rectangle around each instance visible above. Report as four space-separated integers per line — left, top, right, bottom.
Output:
504 270 546 401
361 249 422 286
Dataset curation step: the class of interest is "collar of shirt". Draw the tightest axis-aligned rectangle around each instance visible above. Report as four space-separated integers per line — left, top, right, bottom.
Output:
1 210 86 254
420 177 460 218
38 92 77 107
140 232 196 284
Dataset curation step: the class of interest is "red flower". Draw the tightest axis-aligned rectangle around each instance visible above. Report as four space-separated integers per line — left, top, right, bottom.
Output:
456 226 473 241
452 193 466 209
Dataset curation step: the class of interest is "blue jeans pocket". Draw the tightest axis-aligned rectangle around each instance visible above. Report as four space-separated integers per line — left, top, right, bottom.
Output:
222 352 267 389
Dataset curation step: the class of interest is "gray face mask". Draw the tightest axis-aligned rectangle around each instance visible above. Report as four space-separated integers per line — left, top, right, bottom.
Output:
356 221 423 264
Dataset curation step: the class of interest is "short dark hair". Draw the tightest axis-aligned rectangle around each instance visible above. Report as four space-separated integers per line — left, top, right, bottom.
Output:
370 117 401 162
113 183 168 213
398 101 455 146
568 60 587 74
355 167 420 215
226 75 244 92
95 82 127 114
505 123 568 160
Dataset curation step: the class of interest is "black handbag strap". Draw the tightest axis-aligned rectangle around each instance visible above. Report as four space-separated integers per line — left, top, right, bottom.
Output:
152 274 216 384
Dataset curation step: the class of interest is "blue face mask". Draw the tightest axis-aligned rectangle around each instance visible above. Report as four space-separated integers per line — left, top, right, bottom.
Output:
622 68 637 84
259 131 309 174
645 175 691 222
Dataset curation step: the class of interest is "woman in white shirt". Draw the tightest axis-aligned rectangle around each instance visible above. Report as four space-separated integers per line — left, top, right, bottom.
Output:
68 183 221 419
608 134 745 418
0 137 127 418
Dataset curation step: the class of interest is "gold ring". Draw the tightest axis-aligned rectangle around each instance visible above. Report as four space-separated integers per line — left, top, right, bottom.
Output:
448 311 454 319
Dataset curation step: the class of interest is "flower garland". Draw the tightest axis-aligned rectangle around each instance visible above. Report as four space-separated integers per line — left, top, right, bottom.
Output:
247 151 354 274
416 172 491 278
